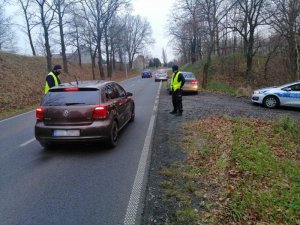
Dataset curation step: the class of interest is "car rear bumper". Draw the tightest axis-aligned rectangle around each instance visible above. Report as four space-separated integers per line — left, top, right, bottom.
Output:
155 78 168 81
182 84 198 92
35 120 112 144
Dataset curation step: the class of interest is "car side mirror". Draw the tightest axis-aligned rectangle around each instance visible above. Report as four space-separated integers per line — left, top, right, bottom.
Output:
126 92 133 97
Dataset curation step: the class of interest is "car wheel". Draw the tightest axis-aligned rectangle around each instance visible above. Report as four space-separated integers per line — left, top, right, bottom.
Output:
263 96 279 108
107 120 118 148
40 141 54 149
130 105 135 122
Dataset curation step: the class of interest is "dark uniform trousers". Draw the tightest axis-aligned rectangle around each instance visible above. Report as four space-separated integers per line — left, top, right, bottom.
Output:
172 89 183 113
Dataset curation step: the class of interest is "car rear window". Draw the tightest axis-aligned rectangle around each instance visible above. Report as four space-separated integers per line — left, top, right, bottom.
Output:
183 73 195 79
42 88 100 106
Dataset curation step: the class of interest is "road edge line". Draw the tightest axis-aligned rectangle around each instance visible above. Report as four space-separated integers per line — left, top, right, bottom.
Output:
123 82 162 225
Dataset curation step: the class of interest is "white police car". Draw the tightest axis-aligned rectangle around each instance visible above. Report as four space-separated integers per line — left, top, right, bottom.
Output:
251 81 300 108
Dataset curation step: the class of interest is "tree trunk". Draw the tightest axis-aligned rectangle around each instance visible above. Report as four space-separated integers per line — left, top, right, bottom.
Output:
191 37 196 64
25 14 36 56
76 35 82 67
90 46 96 80
97 43 105 80
288 34 297 80
58 12 68 73
44 27 52 71
296 42 300 80
105 29 112 79
202 62 208 89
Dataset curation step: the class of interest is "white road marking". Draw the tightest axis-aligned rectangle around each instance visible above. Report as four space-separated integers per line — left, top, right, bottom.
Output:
123 82 161 225
19 138 36 147
0 110 34 123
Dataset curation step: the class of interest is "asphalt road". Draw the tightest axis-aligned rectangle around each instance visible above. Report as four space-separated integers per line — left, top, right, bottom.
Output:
0 76 160 225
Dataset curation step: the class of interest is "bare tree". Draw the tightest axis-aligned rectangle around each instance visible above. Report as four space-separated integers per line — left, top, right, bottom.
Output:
168 0 203 64
17 0 36 55
34 0 55 70
0 5 15 51
102 1 130 79
52 0 73 73
269 0 300 80
66 4 84 67
123 15 154 69
227 0 267 81
197 0 218 88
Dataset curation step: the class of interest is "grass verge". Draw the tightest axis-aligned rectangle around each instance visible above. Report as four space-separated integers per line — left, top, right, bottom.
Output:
161 115 300 224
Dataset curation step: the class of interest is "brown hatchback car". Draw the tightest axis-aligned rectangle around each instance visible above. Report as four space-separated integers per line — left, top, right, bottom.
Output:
35 80 135 148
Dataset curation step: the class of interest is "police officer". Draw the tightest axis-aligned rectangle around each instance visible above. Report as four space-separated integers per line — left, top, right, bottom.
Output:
44 64 62 94
169 65 185 116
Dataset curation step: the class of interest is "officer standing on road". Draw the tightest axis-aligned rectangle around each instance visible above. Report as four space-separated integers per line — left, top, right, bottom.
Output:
44 64 62 94
169 65 185 116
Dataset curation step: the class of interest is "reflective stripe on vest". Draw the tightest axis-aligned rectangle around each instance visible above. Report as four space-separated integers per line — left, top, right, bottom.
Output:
170 71 182 91
44 72 58 94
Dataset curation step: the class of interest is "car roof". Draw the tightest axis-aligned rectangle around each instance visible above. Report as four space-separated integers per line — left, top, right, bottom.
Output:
51 80 114 90
279 81 300 87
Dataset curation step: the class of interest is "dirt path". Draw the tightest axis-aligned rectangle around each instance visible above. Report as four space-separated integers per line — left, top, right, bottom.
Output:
141 88 300 225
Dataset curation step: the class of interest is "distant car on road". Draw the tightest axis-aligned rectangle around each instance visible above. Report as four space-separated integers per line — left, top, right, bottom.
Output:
251 81 300 108
154 69 169 82
167 71 199 95
35 80 135 148
141 69 152 78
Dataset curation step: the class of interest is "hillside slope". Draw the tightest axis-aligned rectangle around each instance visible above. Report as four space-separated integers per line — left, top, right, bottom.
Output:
0 51 135 119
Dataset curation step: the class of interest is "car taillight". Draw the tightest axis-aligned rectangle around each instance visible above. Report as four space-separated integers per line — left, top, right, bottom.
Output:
93 106 108 119
192 80 198 85
36 107 44 119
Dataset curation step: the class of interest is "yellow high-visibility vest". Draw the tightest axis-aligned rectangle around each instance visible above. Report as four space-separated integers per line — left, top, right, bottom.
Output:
170 71 182 91
44 72 58 94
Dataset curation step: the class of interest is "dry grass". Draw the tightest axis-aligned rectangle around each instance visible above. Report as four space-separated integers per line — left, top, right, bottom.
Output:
0 51 136 119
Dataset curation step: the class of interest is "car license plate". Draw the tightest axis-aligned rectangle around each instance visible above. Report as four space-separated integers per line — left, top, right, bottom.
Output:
53 130 80 137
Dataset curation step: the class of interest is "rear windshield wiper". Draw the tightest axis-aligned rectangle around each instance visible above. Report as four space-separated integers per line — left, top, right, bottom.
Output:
65 102 86 106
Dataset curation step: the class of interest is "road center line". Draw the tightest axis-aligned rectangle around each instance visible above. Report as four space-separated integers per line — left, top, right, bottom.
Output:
19 138 36 147
123 82 161 225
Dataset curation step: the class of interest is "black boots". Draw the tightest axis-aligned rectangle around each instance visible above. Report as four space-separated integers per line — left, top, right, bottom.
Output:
169 111 182 116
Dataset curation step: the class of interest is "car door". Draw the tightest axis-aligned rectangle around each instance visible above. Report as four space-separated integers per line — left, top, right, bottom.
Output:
285 84 300 107
114 83 132 125
107 83 128 128
104 83 122 123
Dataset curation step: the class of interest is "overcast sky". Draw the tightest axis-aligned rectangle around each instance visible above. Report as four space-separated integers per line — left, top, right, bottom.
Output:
7 0 175 61
132 0 175 61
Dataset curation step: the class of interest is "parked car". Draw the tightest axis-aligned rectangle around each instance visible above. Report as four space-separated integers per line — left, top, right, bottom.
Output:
35 80 135 148
167 71 199 94
251 81 300 108
154 69 169 82
141 69 152 78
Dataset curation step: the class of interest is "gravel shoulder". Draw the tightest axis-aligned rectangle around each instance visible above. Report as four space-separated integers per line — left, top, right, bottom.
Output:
141 87 300 225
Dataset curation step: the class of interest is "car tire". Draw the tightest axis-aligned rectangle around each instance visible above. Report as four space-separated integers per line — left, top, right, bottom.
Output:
40 141 54 149
130 105 135 122
263 95 279 108
107 120 118 148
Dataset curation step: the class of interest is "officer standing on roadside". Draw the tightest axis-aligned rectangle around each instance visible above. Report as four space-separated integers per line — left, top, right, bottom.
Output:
169 65 185 116
44 64 62 94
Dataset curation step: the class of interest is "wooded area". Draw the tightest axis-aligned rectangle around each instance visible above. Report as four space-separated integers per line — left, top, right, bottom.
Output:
1 0 154 80
167 0 300 86
0 0 299 85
